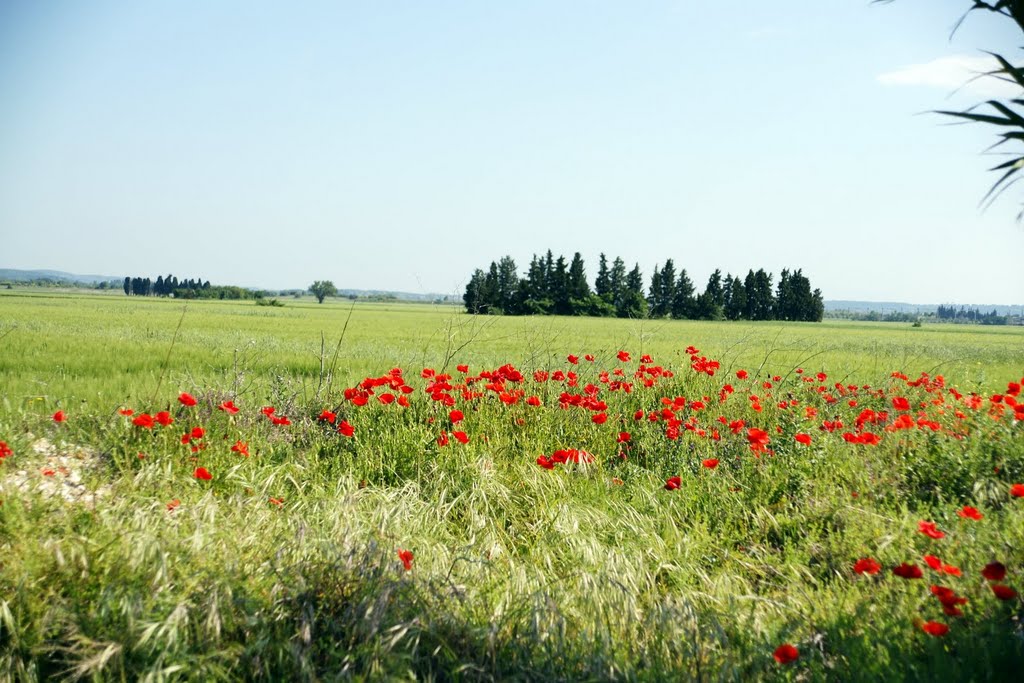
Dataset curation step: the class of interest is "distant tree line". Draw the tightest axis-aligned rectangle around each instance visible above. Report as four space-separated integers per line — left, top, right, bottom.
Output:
463 252 824 321
122 275 256 300
936 305 1010 325
0 278 108 291
826 309 922 323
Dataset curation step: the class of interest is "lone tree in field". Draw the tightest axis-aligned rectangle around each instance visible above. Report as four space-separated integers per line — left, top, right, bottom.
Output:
309 280 337 304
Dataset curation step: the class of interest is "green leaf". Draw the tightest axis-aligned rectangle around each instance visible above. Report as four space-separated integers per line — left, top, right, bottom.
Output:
986 100 1024 126
935 109 1015 126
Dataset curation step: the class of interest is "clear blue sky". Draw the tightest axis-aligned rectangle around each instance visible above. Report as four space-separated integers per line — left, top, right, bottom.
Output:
1 0 1022 304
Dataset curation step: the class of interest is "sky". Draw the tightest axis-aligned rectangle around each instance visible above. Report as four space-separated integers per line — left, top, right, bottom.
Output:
1 0 1023 304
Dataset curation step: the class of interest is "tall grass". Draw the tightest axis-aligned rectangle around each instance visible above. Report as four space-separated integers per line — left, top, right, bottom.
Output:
0 291 1022 680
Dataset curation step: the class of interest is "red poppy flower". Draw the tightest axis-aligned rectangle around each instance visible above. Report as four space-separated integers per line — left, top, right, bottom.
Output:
664 476 681 491
592 413 608 425
991 584 1018 600
550 449 594 464
773 643 799 664
736 369 748 380
155 411 173 427
178 392 198 407
958 506 983 520
1011 483 1024 498
853 557 881 575
318 410 337 423
452 431 469 444
924 554 942 571
193 467 212 481
918 521 945 539
567 355 579 364
616 431 631 443
536 455 554 469
617 350 630 362
269 497 284 507
261 406 276 417
132 413 155 429
456 364 469 373
892 397 910 411
921 621 949 637
119 408 134 416
982 562 1007 581
794 433 811 445
893 562 923 579
398 549 414 571
437 432 449 447
219 400 239 414
449 409 464 423
526 396 541 407
338 420 355 437
231 440 249 457
271 415 291 426
190 426 205 439
747 428 770 447
52 410 66 423
0 441 11 459
166 499 180 511
702 458 719 469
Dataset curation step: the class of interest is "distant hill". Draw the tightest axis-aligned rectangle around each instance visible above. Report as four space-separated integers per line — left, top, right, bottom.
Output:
825 300 1024 316
0 268 121 284
0 268 454 301
335 288 454 302
4 270 1015 312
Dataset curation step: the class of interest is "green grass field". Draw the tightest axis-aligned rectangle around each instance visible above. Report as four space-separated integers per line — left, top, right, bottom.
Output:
2 290 1020 416
1 291 1023 681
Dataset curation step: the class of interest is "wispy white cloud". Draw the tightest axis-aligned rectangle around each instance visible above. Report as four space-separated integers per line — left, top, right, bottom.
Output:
877 54 1021 99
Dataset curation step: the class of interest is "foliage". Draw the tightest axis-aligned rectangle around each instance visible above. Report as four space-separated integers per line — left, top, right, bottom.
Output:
0 277 119 291
123 274 214 297
878 0 1024 217
465 253 823 321
309 280 338 304
936 304 1009 324
827 306 1014 325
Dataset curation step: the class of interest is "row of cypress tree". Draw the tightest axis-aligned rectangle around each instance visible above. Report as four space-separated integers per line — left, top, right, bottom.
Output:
122 275 256 300
936 305 1007 324
123 275 211 297
463 252 824 321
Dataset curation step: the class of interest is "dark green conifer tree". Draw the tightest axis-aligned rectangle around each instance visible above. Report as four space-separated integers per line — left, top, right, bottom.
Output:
647 266 664 317
618 264 648 318
594 253 611 302
724 275 747 320
671 269 695 319
496 256 519 314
